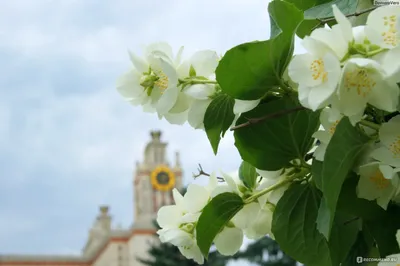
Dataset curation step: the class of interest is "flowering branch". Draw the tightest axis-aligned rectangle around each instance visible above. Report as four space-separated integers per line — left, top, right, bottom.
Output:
311 6 377 31
244 167 309 204
230 106 305 131
193 164 224 182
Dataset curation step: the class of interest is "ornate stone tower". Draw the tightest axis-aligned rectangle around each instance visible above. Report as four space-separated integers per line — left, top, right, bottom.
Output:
133 130 183 227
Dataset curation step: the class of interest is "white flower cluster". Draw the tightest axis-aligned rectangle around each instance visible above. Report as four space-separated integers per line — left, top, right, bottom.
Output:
156 169 291 264
116 43 259 129
288 5 400 210
289 5 400 115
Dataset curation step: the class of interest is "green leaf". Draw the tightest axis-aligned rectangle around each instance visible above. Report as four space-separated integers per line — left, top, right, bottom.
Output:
196 192 244 258
348 0 374 27
234 97 320 171
296 19 321 38
273 182 361 266
216 1 303 100
238 161 258 189
304 0 358 19
311 160 323 191
337 174 386 221
272 183 332 266
315 117 369 240
268 0 304 39
204 94 235 155
365 204 400 258
329 212 361 265
342 230 375 266
280 0 331 38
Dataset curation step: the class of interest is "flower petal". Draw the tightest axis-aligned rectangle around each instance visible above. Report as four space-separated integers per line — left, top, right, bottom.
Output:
371 146 400 168
184 84 215 100
221 172 239 194
160 228 194 247
156 87 179 115
289 53 322 87
183 184 210 213
243 207 273 240
157 205 183 228
332 4 353 43
379 115 400 149
233 99 261 115
207 172 218 192
116 70 145 99
337 58 377 117
178 245 204 264
231 202 260 229
302 36 336 58
187 99 212 129
173 189 184 206
146 42 174 62
128 51 148 73
256 169 281 180
366 6 400 49
379 46 400 82
210 185 232 198
214 227 243 256
175 46 184 66
189 50 219 77
310 27 347 59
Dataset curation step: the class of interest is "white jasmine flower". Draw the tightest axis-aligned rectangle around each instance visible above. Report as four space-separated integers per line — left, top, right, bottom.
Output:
288 37 341 111
356 162 400 210
337 58 399 118
370 115 400 167
365 6 400 49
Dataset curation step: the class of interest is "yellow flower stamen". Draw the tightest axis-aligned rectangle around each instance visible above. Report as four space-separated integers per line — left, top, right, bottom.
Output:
310 59 328 82
154 71 169 92
389 135 400 158
329 120 340 135
381 15 398 47
344 68 376 98
369 170 390 190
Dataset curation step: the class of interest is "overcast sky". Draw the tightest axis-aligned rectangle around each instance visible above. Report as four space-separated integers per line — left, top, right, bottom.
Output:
0 0 305 262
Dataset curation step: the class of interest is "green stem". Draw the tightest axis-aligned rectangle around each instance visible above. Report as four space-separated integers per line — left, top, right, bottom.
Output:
366 48 386 57
244 178 291 204
190 79 218 84
244 167 309 204
359 119 381 131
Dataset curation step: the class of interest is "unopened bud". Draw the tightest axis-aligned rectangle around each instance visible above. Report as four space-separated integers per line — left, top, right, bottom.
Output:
140 73 158 88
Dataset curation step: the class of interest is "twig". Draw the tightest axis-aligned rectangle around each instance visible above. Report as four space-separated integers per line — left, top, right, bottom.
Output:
230 106 305 131
311 6 377 31
193 164 224 182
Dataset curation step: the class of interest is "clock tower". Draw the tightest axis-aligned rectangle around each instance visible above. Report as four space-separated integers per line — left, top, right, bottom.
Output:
133 130 183 227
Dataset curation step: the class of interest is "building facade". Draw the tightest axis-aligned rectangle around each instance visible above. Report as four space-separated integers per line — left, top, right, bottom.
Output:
0 130 183 266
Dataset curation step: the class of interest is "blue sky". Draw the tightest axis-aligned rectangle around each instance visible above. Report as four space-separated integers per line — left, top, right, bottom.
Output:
0 0 305 257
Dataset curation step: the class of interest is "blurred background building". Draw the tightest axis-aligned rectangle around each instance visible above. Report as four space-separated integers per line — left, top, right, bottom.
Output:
0 130 183 266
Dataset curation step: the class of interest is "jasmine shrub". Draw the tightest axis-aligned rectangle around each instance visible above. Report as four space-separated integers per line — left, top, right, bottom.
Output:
116 2 400 266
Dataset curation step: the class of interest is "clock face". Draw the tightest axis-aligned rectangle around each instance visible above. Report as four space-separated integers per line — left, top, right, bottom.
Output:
156 171 170 185
151 165 175 191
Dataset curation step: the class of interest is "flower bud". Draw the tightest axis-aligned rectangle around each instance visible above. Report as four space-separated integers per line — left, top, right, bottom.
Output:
140 73 158 88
